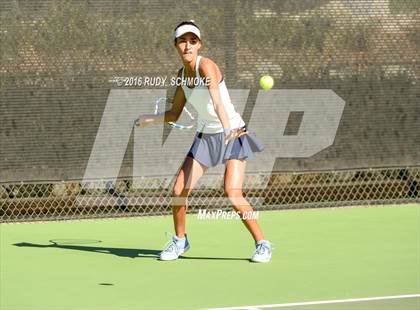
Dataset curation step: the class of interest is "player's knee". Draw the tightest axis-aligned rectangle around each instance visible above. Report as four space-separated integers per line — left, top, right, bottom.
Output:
173 184 189 198
224 187 243 199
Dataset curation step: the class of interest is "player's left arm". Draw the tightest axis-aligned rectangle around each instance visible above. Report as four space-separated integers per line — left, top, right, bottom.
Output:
199 58 231 132
200 58 246 142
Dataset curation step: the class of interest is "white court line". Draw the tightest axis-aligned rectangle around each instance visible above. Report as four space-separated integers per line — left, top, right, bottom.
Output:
205 294 420 310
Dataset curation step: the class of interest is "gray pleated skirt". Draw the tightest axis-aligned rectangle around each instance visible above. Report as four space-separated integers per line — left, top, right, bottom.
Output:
187 125 264 167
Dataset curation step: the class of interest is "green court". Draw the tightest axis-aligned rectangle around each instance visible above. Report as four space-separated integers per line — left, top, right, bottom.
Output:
1 205 419 310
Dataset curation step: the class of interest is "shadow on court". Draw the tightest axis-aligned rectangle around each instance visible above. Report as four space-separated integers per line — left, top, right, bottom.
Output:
13 242 249 261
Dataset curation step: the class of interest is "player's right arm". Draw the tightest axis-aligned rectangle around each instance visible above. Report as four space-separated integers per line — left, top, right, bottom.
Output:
136 70 186 127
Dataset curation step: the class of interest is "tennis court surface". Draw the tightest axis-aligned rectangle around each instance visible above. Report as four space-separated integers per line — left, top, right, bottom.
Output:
1 204 419 310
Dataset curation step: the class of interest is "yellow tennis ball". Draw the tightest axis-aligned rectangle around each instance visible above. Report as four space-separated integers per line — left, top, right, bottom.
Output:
259 75 274 90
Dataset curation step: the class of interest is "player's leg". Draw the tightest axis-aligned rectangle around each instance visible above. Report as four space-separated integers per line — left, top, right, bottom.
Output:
224 159 272 262
172 156 207 238
160 156 207 260
224 159 264 241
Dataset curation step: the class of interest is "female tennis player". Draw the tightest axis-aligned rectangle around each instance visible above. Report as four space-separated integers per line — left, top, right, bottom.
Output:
136 21 272 263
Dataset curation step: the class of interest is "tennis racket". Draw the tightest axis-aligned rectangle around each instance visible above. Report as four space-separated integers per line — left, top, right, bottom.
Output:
156 97 195 129
134 97 195 129
135 97 195 130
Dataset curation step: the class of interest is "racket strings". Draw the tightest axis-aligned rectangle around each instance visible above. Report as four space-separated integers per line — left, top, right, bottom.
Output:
156 97 195 130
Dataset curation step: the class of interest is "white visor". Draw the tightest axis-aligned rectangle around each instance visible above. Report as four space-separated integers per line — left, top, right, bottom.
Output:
174 24 201 40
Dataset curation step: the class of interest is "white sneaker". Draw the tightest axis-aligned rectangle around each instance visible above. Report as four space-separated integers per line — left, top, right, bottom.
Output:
159 234 190 261
251 240 272 263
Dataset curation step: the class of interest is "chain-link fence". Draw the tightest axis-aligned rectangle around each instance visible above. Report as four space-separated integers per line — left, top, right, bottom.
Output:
1 1 419 223
1 167 419 223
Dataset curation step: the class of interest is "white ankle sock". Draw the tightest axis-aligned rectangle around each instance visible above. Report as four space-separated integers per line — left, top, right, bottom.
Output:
174 235 186 246
256 239 269 245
